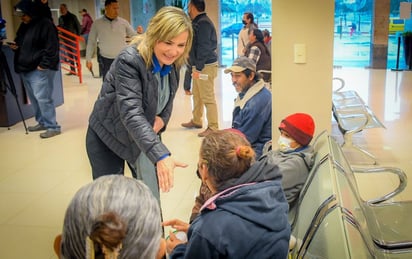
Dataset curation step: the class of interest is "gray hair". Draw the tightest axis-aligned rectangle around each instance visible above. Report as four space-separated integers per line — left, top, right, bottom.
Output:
60 175 161 259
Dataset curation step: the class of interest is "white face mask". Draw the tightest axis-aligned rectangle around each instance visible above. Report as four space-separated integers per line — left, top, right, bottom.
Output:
277 136 295 153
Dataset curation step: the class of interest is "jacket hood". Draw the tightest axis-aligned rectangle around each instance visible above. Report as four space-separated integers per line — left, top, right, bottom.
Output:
14 0 36 17
202 155 288 231
203 180 288 232
217 153 283 191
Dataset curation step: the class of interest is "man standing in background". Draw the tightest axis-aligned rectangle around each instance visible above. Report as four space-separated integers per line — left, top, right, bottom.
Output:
237 12 257 57
86 0 136 80
12 0 61 138
58 3 81 75
181 0 219 137
79 8 93 44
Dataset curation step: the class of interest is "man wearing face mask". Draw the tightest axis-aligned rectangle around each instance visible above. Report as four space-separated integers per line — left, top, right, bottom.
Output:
267 113 316 208
237 12 257 57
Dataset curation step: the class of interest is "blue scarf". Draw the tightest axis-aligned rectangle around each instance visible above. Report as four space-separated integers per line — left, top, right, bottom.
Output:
152 55 172 76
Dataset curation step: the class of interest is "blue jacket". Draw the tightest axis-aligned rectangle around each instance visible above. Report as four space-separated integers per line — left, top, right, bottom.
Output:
170 155 290 259
232 80 272 158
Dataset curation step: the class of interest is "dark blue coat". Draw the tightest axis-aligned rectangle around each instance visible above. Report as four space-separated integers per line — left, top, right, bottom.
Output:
170 154 290 259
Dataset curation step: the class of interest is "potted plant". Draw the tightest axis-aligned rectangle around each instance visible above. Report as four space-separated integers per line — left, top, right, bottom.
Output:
402 31 412 70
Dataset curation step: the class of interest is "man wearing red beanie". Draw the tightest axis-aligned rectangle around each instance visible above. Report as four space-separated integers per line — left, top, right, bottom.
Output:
266 113 316 207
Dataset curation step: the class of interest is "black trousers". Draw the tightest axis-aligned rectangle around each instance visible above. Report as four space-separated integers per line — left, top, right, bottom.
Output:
86 126 136 179
98 54 114 81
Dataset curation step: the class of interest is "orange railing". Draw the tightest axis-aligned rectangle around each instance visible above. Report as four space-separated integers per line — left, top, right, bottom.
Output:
57 27 84 83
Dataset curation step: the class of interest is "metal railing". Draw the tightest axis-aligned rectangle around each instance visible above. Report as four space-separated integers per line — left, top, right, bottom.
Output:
57 27 84 83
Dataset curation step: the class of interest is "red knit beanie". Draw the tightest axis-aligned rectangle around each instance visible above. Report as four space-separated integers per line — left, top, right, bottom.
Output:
278 113 315 146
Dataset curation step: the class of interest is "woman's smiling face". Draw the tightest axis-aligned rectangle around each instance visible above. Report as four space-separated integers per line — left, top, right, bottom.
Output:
153 31 189 67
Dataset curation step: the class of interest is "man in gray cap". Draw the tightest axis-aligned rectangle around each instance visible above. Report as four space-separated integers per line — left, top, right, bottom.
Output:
224 56 272 158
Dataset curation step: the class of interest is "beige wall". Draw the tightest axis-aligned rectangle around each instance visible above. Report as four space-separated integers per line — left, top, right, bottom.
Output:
272 1 334 139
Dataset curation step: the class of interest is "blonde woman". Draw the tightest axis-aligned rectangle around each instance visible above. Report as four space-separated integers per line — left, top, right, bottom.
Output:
86 6 193 202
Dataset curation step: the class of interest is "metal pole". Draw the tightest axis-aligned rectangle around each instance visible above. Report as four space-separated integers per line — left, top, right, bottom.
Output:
391 35 403 71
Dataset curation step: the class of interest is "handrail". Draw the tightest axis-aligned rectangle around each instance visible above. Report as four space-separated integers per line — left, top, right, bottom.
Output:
297 195 338 258
351 166 408 204
332 77 345 92
341 207 376 256
57 26 84 84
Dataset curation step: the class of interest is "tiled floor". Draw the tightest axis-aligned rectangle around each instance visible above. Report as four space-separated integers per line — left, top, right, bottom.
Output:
0 62 411 258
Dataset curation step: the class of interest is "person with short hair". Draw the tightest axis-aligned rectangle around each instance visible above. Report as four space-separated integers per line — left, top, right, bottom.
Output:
57 175 165 259
224 56 272 158
163 130 290 258
58 3 81 75
79 8 93 44
85 0 137 80
181 0 219 137
237 12 257 56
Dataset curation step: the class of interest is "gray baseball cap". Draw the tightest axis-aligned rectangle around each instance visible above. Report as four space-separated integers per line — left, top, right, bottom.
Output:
224 56 256 73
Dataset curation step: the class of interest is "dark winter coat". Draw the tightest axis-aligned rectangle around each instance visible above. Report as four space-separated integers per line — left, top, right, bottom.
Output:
170 154 291 259
13 16 59 72
88 45 179 165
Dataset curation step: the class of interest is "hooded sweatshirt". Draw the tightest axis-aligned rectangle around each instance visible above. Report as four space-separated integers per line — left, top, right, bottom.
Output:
170 155 290 259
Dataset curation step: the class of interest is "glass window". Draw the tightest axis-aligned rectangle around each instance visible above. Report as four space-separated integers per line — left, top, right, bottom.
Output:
220 0 272 67
219 1 407 69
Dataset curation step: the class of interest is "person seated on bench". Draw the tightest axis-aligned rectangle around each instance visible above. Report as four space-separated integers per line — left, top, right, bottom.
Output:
163 130 290 259
188 113 315 222
268 113 315 208
55 175 166 259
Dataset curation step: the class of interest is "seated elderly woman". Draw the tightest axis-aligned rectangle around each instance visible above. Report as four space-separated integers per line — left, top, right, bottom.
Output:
55 175 165 259
163 130 290 258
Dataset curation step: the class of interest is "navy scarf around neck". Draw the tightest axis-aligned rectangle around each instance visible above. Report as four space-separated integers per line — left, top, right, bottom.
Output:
152 55 172 77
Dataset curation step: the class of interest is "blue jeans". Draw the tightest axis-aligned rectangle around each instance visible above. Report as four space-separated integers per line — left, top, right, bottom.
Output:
21 69 60 131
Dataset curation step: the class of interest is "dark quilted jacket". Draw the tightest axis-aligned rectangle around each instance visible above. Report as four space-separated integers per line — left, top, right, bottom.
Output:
88 45 179 165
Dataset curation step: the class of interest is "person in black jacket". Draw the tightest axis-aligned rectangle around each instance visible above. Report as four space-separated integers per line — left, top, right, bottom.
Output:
58 3 81 75
11 0 61 138
85 6 193 203
181 0 219 137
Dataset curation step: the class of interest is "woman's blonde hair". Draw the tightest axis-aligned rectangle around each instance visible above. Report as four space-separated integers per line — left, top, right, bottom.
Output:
131 6 193 69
